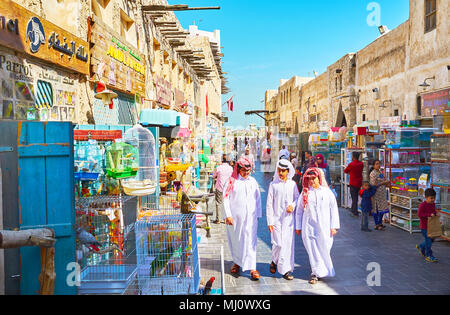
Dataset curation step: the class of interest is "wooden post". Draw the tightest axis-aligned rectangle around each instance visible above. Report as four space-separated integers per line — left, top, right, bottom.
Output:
39 247 55 295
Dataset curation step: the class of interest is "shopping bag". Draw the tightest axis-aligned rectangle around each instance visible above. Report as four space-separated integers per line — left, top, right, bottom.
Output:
427 216 442 239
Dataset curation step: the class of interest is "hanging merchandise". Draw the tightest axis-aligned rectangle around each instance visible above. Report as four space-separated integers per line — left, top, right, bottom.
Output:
121 125 158 196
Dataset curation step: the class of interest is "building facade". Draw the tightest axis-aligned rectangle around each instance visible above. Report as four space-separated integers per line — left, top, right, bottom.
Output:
266 0 449 145
1 0 225 139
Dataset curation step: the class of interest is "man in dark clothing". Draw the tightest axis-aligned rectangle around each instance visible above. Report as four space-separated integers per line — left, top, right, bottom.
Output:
301 151 313 176
344 152 364 217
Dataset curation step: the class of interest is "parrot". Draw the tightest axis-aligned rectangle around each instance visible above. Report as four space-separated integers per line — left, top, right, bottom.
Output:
76 228 101 252
150 246 176 277
203 277 215 295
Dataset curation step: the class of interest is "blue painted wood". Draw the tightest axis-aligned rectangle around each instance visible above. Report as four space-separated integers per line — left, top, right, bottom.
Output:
17 121 76 295
18 144 70 157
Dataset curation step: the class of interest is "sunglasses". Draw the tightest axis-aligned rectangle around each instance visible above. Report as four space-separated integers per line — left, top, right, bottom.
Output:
278 168 289 173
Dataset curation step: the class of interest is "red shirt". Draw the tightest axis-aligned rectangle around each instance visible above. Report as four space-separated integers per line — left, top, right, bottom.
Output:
344 160 364 188
418 201 436 230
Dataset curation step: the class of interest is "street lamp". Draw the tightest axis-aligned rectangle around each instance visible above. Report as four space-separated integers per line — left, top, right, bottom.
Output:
419 76 435 88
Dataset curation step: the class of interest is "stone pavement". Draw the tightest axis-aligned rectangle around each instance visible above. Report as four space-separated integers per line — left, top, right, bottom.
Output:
197 165 450 295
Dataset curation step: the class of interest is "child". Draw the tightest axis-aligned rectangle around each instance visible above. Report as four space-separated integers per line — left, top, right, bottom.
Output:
417 188 438 263
359 181 378 232
266 160 299 280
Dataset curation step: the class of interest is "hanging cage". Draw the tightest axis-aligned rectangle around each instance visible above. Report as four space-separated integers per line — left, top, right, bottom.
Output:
122 125 158 196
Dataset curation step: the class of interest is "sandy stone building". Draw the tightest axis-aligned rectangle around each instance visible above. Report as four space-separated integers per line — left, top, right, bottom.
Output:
356 0 449 127
1 0 224 139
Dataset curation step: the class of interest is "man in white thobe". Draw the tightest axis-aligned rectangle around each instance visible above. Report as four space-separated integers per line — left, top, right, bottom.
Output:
278 145 290 160
295 168 340 284
223 157 262 280
266 160 299 280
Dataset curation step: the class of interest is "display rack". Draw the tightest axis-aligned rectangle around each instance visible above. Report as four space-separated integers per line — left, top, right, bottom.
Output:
430 134 450 241
385 148 430 233
389 193 422 233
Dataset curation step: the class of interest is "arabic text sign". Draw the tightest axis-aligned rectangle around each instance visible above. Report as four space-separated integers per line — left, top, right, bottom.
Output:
0 0 89 75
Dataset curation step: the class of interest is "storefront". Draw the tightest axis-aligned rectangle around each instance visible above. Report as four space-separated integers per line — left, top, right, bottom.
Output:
89 18 145 125
0 1 89 121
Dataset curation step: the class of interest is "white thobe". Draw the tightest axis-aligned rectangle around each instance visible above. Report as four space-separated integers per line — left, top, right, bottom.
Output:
266 179 299 275
295 186 340 278
223 175 262 272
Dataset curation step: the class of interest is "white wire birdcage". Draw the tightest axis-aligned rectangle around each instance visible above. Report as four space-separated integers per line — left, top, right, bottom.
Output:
122 125 158 196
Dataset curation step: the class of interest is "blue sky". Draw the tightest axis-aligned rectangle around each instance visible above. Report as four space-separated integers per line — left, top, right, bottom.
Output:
174 0 410 128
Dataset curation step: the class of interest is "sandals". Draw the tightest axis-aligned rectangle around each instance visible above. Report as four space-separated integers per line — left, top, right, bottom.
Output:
283 272 294 281
309 275 319 284
250 270 261 281
270 261 277 274
230 264 240 275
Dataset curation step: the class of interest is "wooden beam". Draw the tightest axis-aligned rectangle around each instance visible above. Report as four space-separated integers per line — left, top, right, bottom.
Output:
142 5 220 11
0 229 56 249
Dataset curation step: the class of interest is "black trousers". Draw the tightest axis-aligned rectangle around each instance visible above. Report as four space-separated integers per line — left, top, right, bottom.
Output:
350 185 360 215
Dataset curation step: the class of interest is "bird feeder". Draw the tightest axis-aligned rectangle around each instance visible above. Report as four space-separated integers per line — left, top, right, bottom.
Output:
121 125 157 196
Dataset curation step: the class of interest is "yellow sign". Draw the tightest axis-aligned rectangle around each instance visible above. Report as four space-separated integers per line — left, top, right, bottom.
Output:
107 44 145 76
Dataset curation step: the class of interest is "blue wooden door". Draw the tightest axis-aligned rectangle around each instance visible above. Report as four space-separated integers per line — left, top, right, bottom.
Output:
17 121 76 295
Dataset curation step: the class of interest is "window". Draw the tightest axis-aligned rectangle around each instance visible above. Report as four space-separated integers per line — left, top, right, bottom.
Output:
362 114 366 122
425 0 437 33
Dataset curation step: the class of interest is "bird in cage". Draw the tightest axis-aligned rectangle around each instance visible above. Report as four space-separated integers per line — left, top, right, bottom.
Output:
76 228 101 252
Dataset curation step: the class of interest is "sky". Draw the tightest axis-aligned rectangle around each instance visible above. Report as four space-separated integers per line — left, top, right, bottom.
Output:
174 0 410 128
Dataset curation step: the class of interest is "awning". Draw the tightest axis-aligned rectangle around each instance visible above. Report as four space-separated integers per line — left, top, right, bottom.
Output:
139 109 179 127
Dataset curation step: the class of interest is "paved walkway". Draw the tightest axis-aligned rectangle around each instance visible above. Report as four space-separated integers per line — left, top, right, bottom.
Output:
198 164 450 295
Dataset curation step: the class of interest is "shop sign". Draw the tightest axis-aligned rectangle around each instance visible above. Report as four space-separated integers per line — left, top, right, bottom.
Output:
422 88 450 118
1 50 77 121
380 116 401 129
90 19 145 95
0 1 89 75
155 74 171 107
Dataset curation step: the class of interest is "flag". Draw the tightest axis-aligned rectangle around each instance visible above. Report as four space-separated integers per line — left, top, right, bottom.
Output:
227 96 234 112
206 94 209 117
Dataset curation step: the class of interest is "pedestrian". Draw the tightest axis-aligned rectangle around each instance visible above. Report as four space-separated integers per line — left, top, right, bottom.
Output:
359 181 378 232
316 154 332 187
295 168 340 284
416 188 439 263
266 160 300 281
241 145 256 175
290 152 299 170
223 157 262 280
301 151 313 176
344 152 364 217
212 154 234 224
292 166 303 192
369 160 390 230
278 145 290 160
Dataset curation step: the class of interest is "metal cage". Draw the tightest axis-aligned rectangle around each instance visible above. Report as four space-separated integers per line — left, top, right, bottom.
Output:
132 214 200 295
76 203 137 295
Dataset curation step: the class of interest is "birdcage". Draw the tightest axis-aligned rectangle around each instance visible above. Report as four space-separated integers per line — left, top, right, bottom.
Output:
105 141 139 179
121 125 158 196
75 197 137 295
138 192 181 218
133 214 200 295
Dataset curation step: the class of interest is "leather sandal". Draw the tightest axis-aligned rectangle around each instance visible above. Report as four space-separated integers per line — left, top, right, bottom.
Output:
283 272 294 281
270 261 277 274
309 275 319 284
230 264 240 275
251 270 261 281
